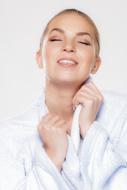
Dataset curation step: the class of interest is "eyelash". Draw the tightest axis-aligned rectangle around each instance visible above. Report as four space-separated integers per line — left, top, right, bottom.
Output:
49 39 91 46
49 39 62 41
78 41 91 46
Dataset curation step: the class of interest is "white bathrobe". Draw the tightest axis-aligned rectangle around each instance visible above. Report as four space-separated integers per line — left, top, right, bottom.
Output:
0 90 127 190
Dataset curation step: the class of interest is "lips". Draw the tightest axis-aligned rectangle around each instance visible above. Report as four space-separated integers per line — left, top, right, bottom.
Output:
57 58 78 65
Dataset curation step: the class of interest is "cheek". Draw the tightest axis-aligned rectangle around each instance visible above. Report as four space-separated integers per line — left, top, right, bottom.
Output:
45 45 53 57
77 49 96 73
43 44 60 72
44 44 60 61
78 48 95 64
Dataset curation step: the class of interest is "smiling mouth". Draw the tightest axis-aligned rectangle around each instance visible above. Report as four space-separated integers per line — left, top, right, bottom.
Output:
57 59 78 66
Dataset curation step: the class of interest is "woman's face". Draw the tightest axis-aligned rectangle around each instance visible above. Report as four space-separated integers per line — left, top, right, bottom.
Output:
40 13 101 87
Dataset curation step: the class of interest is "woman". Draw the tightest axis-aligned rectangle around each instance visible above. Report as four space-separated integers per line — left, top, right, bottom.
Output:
0 9 127 190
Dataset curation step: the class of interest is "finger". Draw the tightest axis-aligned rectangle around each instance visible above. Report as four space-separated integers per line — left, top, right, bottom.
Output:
74 92 102 112
74 93 96 107
73 81 98 103
79 88 102 103
43 114 61 129
40 113 51 123
80 83 103 102
50 117 67 131
73 88 96 107
85 81 103 97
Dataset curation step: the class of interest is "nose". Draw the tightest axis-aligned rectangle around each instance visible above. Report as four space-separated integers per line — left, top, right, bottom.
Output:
63 40 75 53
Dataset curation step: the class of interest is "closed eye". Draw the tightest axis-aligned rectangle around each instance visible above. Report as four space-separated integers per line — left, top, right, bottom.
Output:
49 39 62 41
78 41 91 45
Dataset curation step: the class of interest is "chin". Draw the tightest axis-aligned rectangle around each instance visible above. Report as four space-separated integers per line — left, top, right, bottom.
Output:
48 74 89 87
51 78 85 88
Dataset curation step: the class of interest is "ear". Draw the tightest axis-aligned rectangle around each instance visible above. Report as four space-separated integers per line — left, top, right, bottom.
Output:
91 56 101 74
36 50 43 69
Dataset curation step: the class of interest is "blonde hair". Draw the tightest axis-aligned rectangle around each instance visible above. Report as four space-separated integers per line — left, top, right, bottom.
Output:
40 9 100 57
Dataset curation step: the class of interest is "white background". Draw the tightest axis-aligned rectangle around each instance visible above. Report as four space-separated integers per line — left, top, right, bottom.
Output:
0 0 127 120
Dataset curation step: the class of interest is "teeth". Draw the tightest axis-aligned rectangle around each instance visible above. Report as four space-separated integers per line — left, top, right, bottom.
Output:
59 60 76 65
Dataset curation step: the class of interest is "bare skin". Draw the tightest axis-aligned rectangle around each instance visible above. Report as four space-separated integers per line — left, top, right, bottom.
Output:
36 12 103 171
38 113 68 171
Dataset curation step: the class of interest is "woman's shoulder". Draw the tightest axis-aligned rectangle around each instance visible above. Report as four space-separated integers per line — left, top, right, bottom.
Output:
0 94 44 130
95 90 127 137
0 101 41 146
101 90 127 112
0 101 42 162
0 106 38 129
102 90 127 103
0 93 45 148
97 90 127 124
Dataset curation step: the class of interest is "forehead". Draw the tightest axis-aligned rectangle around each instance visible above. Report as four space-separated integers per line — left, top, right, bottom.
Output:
46 13 95 36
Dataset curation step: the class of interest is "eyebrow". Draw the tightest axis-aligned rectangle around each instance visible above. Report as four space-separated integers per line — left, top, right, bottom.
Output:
49 28 92 38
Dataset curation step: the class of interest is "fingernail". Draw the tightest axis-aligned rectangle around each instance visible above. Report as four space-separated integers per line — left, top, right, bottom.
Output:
74 104 78 110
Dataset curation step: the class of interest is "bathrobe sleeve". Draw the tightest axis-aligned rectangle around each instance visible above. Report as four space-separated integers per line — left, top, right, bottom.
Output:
0 127 70 190
80 116 127 190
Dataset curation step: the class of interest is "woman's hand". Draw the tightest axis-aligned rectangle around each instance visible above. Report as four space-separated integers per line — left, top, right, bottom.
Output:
73 81 103 138
37 113 68 171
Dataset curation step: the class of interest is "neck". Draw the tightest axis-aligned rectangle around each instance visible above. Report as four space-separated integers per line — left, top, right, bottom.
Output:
44 81 79 122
